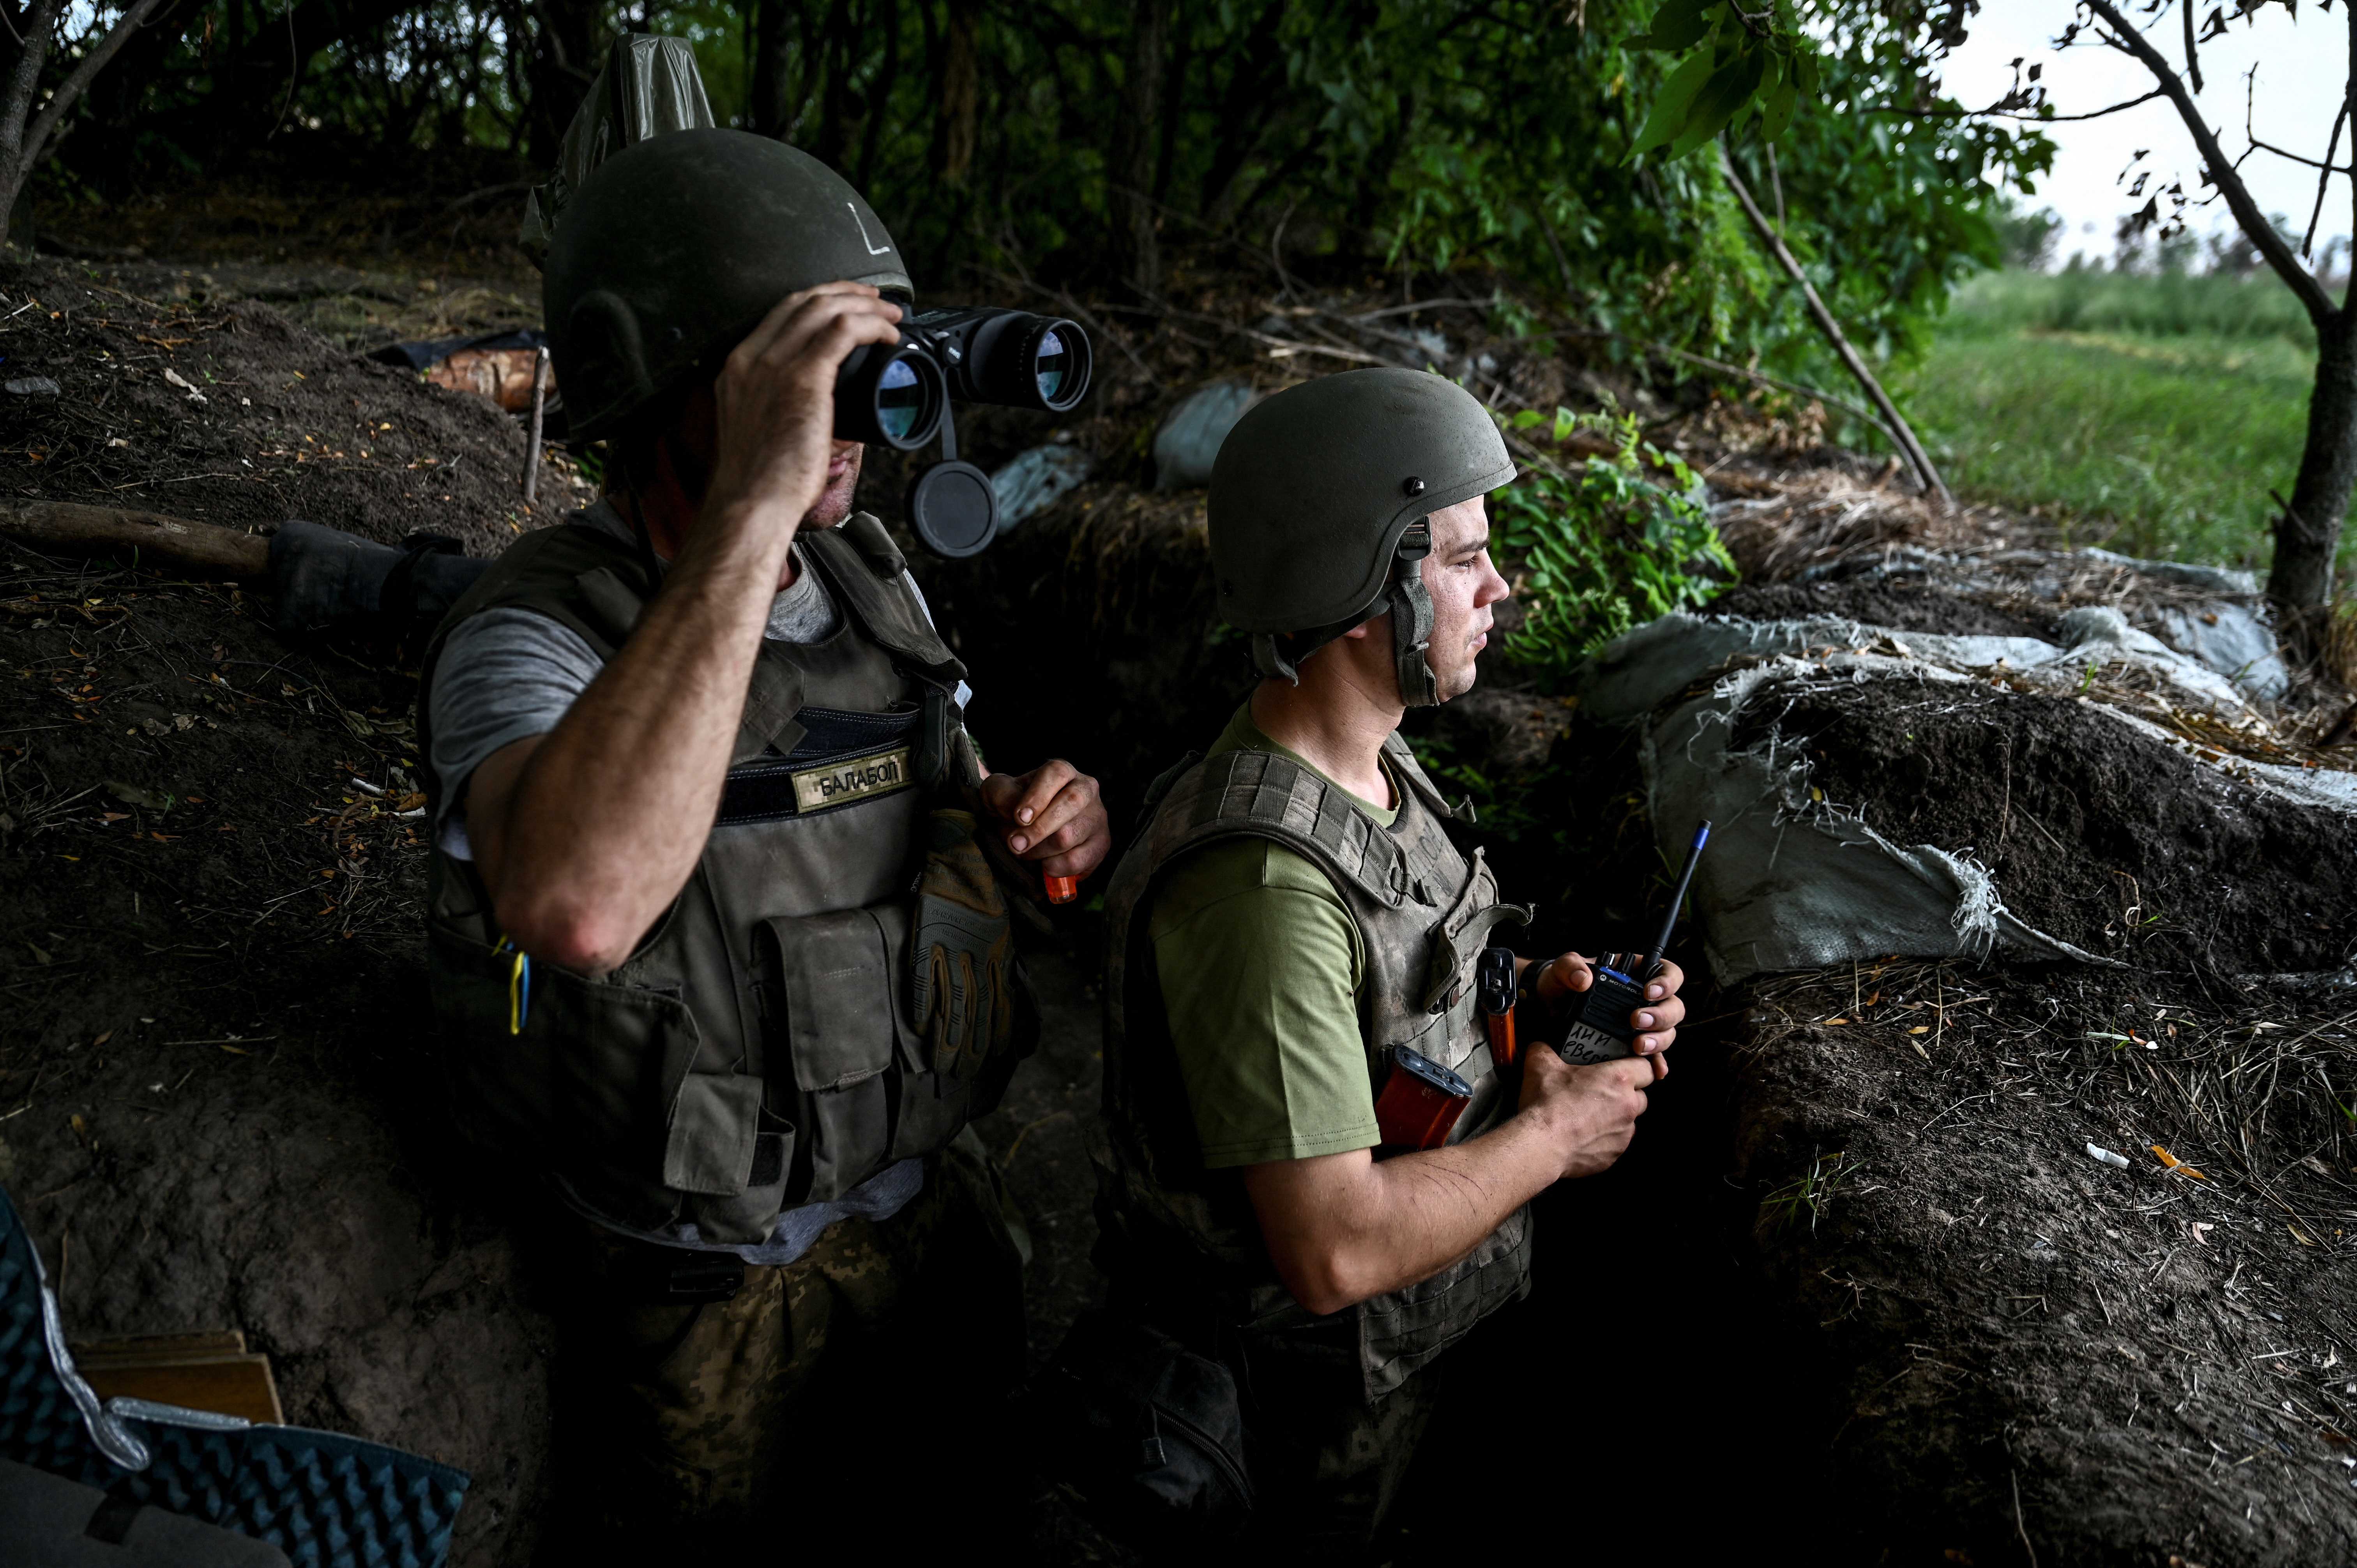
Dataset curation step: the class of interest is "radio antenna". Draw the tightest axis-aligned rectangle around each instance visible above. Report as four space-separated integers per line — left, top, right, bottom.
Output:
1641 820 1712 979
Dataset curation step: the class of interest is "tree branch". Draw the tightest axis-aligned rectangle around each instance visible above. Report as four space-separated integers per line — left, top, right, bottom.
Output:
2247 135 2354 174
2080 0 2337 324
1717 143 1952 505
19 0 164 175
2304 98 2348 258
2182 0 2203 96
1871 88 2164 122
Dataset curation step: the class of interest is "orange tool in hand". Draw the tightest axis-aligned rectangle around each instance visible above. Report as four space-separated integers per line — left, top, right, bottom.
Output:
1044 874 1078 905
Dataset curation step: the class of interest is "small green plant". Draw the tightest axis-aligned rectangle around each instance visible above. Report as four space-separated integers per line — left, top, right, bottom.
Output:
1403 726 1550 843
1490 409 1734 679
569 441 609 490
1756 1150 1854 1236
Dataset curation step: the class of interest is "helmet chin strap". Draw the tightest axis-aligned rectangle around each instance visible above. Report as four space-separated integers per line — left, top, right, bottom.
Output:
1252 519 1441 702
1389 520 1438 707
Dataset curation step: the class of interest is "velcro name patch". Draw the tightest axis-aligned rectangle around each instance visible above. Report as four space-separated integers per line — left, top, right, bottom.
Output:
791 746 914 813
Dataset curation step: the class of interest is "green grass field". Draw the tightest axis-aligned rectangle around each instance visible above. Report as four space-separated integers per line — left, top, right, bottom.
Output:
1892 267 2325 572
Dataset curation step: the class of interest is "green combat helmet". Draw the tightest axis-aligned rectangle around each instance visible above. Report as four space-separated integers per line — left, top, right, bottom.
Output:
1208 367 1515 705
545 127 913 443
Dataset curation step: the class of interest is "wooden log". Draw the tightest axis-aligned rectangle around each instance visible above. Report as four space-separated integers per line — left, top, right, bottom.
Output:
0 498 272 577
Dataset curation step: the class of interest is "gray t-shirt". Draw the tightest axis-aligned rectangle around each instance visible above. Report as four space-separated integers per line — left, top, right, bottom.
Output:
429 501 961 1264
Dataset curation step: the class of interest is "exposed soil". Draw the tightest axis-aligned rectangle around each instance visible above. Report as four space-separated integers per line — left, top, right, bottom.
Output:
1733 960 2357 1566
1705 577 2055 642
1 256 591 554
0 534 554 1563
1731 679 2357 975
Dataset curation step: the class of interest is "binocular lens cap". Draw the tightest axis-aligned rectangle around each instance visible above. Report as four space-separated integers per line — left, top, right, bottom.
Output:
908 460 999 559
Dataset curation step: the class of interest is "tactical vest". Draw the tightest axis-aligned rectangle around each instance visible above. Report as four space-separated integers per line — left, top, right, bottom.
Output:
417 506 1033 1245
1098 736 1535 1402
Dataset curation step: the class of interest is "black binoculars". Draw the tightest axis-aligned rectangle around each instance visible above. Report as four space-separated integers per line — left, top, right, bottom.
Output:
833 306 1091 560
835 307 1091 450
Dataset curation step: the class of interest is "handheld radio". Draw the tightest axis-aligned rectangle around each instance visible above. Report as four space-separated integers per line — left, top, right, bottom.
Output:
1556 821 1711 1065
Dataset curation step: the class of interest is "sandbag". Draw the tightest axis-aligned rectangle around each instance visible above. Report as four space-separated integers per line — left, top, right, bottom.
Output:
268 521 491 634
1580 606 2356 984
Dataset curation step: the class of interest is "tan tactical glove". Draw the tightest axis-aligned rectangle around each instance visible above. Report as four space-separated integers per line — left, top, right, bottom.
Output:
913 808 1017 1080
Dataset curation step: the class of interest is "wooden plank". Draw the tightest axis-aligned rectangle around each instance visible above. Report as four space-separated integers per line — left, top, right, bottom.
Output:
76 1354 283 1426
0 500 272 577
69 1330 246 1363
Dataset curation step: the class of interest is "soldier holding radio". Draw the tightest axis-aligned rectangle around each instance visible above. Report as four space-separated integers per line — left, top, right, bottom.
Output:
1093 368 1687 1553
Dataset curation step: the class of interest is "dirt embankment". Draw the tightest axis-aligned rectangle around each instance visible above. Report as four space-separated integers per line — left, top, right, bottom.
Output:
1735 961 2357 1566
2 256 590 550
0 536 555 1563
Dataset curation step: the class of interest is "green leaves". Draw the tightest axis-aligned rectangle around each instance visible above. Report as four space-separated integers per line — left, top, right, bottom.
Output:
1631 0 1717 51
1626 0 1821 158
1489 409 1734 676
1631 47 1717 156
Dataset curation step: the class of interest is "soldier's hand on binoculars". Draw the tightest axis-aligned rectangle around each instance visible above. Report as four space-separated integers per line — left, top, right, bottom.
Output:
709 283 904 534
1531 951 1686 1081
1518 1044 1653 1180
978 760 1112 881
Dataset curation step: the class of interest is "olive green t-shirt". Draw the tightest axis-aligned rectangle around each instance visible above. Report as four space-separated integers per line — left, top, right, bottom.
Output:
1148 701 1398 1169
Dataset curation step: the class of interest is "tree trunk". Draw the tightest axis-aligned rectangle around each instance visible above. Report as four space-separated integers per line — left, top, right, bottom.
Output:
810 0 858 171
0 0 162 251
2076 0 2352 642
521 0 604 163
2265 13 2357 634
1110 0 1168 297
853 0 899 191
930 0 979 181
2270 315 2357 616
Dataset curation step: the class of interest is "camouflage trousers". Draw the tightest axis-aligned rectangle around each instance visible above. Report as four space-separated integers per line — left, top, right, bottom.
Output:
549 1136 1028 1550
1233 1327 1445 1563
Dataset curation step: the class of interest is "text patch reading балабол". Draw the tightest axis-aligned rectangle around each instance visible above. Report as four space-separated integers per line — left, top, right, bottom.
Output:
790 747 914 813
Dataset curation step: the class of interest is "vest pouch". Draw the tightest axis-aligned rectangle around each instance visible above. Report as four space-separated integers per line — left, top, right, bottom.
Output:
423 855 697 1228
425 918 555 1162
543 969 704 1228
755 902 923 1203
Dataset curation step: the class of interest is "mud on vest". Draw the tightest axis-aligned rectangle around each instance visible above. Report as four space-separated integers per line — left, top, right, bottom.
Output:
417 507 1036 1245
1097 739 1535 1401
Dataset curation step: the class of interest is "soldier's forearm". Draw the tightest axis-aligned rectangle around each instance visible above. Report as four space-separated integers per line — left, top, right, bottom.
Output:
475 513 794 972
1242 1117 1560 1316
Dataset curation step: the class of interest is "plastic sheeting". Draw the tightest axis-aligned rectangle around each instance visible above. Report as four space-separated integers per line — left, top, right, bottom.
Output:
1772 543 2290 699
518 37 716 267
991 444 1095 532
1153 380 1259 489
1582 602 2260 727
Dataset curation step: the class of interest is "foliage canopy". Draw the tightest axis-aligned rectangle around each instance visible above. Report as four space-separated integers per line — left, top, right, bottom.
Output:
19 0 2049 394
